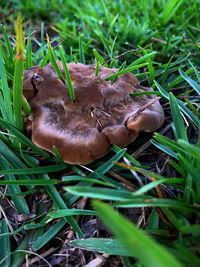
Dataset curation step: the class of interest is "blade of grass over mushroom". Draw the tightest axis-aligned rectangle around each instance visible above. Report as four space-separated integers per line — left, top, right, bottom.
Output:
0 156 30 214
59 46 75 102
70 238 132 257
13 12 24 131
93 201 183 267
130 91 161 97
95 61 100 76
105 62 148 81
0 220 10 267
46 34 65 84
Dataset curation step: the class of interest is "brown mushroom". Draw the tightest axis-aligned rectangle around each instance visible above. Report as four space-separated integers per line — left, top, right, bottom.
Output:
23 62 164 164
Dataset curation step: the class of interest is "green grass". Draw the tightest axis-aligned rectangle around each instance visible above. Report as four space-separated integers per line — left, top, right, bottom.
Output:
0 1 200 266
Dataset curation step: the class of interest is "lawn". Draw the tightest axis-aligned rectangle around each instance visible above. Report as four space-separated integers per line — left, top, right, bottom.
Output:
0 0 200 266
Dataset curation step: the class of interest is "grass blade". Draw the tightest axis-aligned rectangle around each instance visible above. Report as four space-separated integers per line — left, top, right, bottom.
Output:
13 12 24 130
32 219 66 251
49 209 96 219
25 37 32 69
179 68 200 95
111 199 199 214
0 179 58 185
1 24 14 60
93 200 183 267
95 61 100 76
169 92 188 141
0 155 30 214
0 220 10 267
105 62 148 81
93 49 105 64
70 238 132 256
0 45 14 124
161 0 184 24
41 174 83 236
129 52 156 67
59 46 75 102
65 186 134 201
0 117 49 157
0 164 66 175
154 80 200 127
46 34 65 83
10 233 30 267
78 33 85 64
64 148 127 206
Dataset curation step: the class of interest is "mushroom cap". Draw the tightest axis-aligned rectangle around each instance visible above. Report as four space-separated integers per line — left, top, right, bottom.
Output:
23 62 164 164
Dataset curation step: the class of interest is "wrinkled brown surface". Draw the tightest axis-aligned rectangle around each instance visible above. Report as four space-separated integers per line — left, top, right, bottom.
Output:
23 62 164 164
